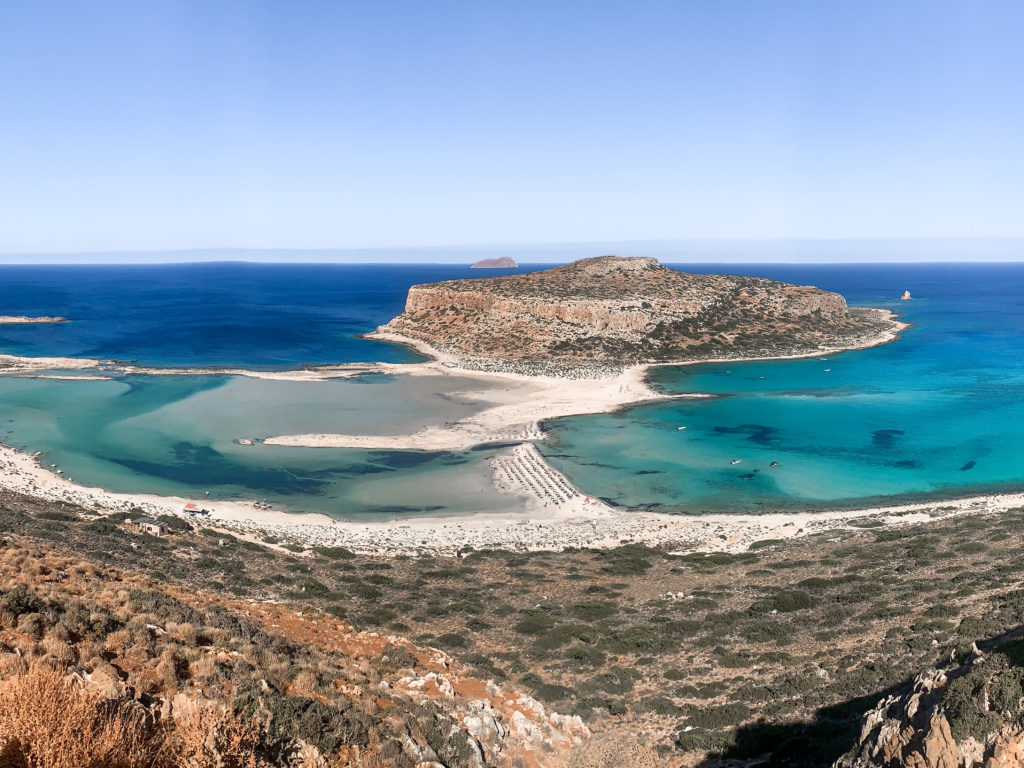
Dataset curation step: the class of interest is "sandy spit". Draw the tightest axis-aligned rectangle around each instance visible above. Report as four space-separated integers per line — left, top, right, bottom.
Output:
0 305 967 558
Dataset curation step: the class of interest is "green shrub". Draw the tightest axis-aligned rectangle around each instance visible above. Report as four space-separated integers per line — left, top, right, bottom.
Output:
155 514 192 531
676 728 737 752
748 590 817 614
515 609 556 635
598 544 657 575
685 702 751 729
315 546 357 559
741 621 795 644
566 645 606 666
749 539 786 550
299 578 331 596
571 601 617 621
36 511 77 522
435 632 469 648
944 658 1005 742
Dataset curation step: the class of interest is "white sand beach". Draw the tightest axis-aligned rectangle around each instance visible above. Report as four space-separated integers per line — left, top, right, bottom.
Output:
0 438 1021 557
0 307 943 558
259 363 695 451
259 311 907 451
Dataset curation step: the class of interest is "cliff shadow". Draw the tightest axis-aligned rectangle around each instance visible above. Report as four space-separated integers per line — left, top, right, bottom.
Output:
693 623 1024 767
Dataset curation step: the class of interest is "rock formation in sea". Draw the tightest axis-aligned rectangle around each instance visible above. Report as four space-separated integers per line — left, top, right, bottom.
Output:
0 315 68 324
470 256 518 268
376 255 898 371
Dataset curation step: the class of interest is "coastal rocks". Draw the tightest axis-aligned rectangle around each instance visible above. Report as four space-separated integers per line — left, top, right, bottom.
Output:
835 667 954 768
375 255 899 372
81 662 128 699
836 649 1024 768
392 665 590 766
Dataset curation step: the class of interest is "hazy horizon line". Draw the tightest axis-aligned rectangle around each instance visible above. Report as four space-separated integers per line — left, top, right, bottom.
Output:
1 236 1024 265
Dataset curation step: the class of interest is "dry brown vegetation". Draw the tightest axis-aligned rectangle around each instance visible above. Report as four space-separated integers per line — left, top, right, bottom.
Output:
0 530 589 768
0 662 156 768
0 660 394 768
7 487 1024 766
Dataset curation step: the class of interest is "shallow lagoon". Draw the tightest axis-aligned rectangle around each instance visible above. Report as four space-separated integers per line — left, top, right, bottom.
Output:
2 261 1024 515
541 264 1024 510
0 373 516 517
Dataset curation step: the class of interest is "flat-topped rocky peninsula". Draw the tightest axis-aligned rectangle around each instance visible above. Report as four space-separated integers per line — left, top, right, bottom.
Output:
371 255 904 375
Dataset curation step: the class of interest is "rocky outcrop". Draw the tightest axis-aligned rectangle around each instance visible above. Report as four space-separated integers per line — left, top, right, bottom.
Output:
0 315 67 324
376 255 898 372
836 644 1024 768
471 257 518 269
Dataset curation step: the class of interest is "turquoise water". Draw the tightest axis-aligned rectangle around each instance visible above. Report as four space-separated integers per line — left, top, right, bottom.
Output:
0 262 1023 515
541 267 1024 511
0 374 514 517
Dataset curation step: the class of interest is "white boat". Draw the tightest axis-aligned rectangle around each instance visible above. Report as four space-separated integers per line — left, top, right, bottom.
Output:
676 426 687 430
730 459 742 465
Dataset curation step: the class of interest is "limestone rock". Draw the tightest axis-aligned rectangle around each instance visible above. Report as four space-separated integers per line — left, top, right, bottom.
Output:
377 255 895 372
836 660 1024 768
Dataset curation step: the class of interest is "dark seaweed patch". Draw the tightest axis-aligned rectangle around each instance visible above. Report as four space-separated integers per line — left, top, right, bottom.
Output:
871 429 905 449
364 505 446 514
108 442 341 494
712 424 780 447
367 451 442 469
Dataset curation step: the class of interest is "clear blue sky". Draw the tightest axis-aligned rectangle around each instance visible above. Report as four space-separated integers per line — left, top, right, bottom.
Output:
2 0 1023 255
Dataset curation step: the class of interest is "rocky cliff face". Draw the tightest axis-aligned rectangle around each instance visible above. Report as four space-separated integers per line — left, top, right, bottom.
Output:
837 642 1024 768
376 256 894 371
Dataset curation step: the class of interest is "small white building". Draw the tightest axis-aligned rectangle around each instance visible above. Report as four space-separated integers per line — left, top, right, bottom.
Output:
132 517 168 536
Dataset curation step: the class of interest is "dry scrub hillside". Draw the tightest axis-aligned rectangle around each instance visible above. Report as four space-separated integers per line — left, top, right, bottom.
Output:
0 536 590 768
8 488 1024 765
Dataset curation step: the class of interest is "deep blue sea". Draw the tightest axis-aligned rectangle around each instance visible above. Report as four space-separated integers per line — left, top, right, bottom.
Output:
0 263 539 367
0 261 1021 515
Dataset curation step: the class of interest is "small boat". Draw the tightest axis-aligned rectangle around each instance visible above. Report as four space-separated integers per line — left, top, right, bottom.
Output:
770 461 780 467
730 459 742 465
824 368 831 372
676 426 687 431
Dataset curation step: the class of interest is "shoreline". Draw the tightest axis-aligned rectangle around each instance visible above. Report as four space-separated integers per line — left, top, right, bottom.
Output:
0 305 948 558
1 438 1023 557
258 309 907 451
